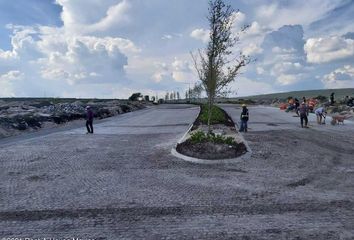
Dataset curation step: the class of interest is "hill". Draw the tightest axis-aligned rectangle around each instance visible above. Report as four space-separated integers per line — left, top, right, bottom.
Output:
239 88 354 102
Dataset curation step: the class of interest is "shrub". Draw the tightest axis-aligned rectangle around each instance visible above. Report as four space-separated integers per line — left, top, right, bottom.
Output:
190 131 237 145
128 93 142 101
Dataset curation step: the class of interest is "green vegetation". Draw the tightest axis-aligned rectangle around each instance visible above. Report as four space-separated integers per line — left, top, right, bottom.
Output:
128 93 142 101
199 104 226 125
190 130 236 145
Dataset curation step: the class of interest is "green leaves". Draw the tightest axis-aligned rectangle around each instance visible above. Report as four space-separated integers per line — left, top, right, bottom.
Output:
190 130 237 145
199 104 225 125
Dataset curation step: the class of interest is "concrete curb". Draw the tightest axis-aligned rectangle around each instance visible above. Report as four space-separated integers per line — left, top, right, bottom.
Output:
171 106 252 165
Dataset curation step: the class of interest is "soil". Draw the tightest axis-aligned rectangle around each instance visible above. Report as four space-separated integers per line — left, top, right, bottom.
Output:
176 139 247 160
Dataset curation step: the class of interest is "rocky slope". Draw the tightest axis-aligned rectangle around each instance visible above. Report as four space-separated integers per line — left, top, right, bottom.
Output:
0 99 149 138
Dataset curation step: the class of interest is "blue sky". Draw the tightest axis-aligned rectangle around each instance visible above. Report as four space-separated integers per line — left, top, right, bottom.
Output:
0 0 353 98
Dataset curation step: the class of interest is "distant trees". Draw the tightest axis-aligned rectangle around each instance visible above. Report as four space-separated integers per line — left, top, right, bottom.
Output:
164 91 181 102
191 0 250 132
190 83 203 99
129 93 142 101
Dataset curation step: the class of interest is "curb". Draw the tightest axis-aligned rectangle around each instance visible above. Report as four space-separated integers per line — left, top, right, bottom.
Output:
171 106 252 165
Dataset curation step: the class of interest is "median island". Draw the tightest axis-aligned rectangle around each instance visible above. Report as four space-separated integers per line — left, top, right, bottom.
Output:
176 104 248 160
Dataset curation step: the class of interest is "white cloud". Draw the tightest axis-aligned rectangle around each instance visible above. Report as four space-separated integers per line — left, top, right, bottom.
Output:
87 0 131 32
243 43 263 55
37 35 132 85
152 71 170 83
151 62 170 83
270 62 303 76
56 0 131 34
190 28 209 43
0 0 142 98
245 21 267 37
162 34 173 40
231 11 246 30
276 74 299 86
171 58 195 82
150 58 195 83
322 65 354 88
255 0 343 29
0 70 24 81
256 4 278 20
0 70 25 97
304 36 354 63
0 49 16 60
228 77 275 97
256 67 265 75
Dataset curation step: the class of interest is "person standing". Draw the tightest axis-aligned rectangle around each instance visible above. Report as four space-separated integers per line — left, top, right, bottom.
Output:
299 102 309 128
86 106 94 134
330 92 335 105
239 104 249 132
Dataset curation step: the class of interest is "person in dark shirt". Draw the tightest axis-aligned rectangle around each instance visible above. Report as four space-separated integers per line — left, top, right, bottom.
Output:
86 106 94 134
298 102 309 128
330 92 335 105
239 104 249 132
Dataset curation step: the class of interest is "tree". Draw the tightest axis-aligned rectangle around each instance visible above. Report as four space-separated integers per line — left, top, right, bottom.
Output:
190 83 203 100
170 92 174 100
177 91 180 100
165 92 169 101
191 0 250 132
129 92 142 101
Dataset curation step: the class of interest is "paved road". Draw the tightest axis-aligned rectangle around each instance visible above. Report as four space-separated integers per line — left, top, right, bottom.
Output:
1 104 354 239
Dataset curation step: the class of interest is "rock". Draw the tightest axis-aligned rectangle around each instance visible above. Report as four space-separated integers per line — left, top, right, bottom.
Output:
120 104 131 113
13 121 28 130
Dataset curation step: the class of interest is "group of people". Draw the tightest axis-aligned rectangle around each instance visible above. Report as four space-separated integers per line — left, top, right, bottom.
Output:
239 99 328 132
291 99 327 128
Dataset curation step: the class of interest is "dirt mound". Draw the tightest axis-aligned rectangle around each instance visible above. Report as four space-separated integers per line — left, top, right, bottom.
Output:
0 99 149 138
177 139 247 160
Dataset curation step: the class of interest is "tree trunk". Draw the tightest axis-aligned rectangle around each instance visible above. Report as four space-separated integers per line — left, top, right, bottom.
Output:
207 95 212 134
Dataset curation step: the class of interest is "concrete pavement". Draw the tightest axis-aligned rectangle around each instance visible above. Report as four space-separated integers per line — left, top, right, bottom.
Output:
1 104 354 239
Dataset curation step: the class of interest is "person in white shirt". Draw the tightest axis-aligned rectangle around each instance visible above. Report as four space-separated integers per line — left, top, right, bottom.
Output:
315 106 326 124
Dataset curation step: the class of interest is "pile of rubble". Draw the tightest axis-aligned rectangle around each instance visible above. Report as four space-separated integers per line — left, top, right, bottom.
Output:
0 99 149 138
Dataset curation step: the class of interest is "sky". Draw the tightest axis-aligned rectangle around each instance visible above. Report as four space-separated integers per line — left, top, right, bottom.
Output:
0 0 353 99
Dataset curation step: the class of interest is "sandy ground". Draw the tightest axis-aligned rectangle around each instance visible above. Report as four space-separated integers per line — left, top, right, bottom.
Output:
0 104 353 239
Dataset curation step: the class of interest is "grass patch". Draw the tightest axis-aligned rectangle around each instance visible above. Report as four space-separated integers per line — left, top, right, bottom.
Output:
199 104 226 125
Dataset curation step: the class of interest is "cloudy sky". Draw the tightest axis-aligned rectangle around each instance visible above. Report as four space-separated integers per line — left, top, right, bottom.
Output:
0 0 353 98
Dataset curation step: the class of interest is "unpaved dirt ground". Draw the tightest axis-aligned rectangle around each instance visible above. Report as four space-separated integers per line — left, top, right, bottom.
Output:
0 104 353 239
